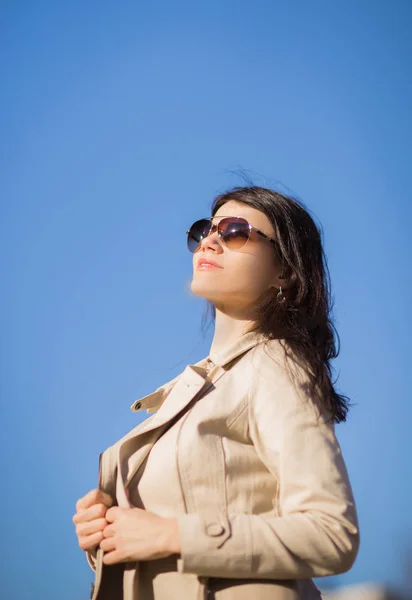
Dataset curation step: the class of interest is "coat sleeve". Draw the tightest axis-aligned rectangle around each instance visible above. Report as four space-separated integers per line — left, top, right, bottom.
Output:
176 343 360 579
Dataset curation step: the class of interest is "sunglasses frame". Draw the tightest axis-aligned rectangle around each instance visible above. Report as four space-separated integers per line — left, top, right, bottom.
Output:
186 215 278 252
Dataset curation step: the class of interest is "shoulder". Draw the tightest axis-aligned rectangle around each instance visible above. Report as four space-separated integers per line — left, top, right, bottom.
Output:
247 338 324 420
248 338 308 387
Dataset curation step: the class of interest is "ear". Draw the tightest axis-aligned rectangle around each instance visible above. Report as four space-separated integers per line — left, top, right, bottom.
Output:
275 267 295 290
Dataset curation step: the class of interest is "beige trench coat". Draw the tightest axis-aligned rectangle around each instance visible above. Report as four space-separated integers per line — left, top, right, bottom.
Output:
86 332 359 600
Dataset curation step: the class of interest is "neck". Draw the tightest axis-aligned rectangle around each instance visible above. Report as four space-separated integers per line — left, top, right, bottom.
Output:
209 307 255 355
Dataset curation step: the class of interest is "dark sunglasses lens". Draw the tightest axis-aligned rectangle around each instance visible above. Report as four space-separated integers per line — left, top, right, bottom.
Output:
187 219 211 252
219 218 250 249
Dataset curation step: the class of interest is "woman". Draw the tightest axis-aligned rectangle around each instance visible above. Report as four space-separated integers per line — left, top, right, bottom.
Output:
73 186 360 600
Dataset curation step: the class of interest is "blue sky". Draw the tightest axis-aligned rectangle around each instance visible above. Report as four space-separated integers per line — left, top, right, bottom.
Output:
1 1 411 598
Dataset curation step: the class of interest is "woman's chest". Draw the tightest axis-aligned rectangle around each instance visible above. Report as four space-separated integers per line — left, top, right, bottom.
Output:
123 381 279 516
176 391 278 513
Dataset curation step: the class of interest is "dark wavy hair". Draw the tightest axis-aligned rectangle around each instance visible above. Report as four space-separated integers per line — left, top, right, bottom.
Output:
205 185 350 424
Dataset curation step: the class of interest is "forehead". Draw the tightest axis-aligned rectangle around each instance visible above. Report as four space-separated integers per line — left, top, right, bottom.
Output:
214 200 274 236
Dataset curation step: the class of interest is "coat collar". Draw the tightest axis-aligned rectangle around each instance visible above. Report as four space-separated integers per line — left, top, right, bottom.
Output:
129 330 267 414
208 330 268 367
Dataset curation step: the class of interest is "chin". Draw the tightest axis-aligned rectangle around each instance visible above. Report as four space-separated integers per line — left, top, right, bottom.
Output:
190 278 221 302
190 279 210 299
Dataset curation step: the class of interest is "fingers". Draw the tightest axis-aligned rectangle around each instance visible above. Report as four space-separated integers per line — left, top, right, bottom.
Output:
102 523 115 538
102 550 123 565
105 506 122 523
74 490 115 553
76 489 113 512
76 517 108 537
78 530 105 551
100 537 116 552
73 502 109 525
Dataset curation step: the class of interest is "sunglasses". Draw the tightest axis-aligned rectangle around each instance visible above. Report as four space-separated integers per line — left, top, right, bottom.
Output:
186 216 277 253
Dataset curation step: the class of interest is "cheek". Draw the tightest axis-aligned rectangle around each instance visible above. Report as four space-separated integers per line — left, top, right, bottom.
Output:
226 253 275 290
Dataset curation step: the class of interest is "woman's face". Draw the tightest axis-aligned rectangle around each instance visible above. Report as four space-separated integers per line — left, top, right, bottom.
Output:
190 200 284 316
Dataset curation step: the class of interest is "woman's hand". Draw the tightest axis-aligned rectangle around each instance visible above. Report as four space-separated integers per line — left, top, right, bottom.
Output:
100 506 181 565
73 489 114 551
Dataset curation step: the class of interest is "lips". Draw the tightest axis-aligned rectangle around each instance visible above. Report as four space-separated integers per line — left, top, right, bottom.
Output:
197 258 222 269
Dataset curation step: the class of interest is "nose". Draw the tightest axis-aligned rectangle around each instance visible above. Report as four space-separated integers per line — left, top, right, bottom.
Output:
198 225 223 253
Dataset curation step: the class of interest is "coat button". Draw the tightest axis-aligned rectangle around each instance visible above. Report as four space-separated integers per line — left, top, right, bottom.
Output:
206 523 225 536
205 359 214 375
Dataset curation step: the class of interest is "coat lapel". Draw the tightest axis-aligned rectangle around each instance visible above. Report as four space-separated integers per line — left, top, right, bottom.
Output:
132 364 210 434
118 364 211 492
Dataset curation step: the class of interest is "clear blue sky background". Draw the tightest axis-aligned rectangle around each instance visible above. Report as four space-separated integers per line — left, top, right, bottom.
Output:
1 2 411 599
